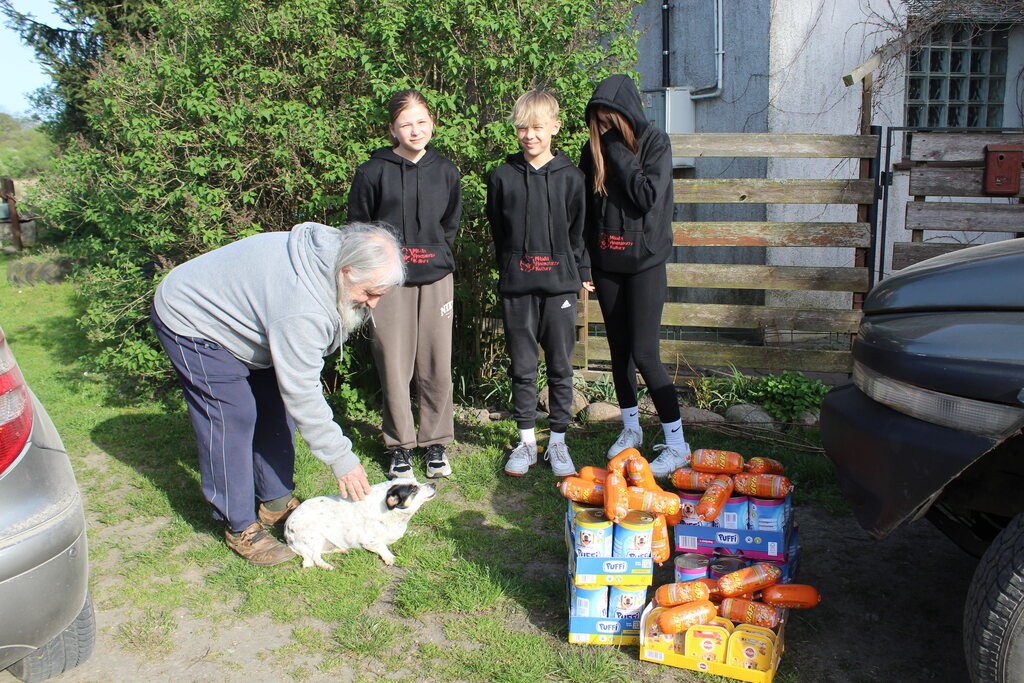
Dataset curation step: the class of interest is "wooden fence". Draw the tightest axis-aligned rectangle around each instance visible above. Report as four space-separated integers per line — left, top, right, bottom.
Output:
893 132 1024 270
575 132 879 379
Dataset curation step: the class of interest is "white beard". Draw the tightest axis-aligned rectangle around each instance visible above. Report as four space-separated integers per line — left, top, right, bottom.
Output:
339 300 369 341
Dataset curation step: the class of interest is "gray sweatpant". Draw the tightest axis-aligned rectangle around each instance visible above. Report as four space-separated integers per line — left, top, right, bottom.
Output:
370 273 455 450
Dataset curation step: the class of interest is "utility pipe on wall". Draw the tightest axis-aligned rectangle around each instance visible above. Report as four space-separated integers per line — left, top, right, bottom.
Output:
691 0 724 100
662 2 671 88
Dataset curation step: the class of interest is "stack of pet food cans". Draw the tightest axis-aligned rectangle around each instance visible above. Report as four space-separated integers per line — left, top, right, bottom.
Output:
565 501 655 645
671 452 800 581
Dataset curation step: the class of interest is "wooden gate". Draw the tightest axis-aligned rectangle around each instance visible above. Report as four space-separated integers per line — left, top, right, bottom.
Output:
890 131 1024 271
575 132 880 379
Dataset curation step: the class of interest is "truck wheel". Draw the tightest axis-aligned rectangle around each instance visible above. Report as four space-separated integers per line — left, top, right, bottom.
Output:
964 513 1024 682
6 592 95 682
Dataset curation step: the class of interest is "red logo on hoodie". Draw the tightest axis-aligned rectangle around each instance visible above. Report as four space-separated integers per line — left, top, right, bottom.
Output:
600 233 632 252
402 247 437 264
519 255 560 272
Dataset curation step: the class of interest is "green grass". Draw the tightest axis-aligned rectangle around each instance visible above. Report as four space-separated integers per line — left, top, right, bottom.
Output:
0 250 842 680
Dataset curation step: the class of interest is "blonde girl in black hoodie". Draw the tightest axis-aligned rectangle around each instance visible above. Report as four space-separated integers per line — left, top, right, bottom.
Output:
348 90 462 480
579 74 690 478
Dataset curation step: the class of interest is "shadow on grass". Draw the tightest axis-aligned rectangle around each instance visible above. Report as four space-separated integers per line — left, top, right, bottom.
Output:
90 411 221 536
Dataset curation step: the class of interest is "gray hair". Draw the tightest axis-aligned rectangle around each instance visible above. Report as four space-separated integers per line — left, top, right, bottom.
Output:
334 222 405 336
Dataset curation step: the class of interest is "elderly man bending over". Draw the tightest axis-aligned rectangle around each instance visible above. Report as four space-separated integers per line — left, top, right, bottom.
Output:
151 222 405 566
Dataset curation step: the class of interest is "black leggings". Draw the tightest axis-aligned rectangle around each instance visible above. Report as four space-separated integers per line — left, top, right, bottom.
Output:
593 263 680 423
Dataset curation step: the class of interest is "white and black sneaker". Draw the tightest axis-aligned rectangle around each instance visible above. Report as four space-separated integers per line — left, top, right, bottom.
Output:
387 447 414 479
606 428 643 459
424 444 452 479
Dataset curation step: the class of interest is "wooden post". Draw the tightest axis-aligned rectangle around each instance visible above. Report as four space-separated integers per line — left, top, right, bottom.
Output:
852 73 873 311
0 178 23 251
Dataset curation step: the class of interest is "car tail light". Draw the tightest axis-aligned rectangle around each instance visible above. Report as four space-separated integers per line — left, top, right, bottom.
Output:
0 328 33 475
853 361 1024 439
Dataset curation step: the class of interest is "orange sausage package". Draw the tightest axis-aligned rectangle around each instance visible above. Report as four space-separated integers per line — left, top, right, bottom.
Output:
696 475 734 523
718 598 781 629
744 457 785 475
655 580 712 606
579 466 608 483
650 513 671 564
603 471 629 523
657 600 718 634
559 477 605 505
732 473 794 499
718 563 783 597
690 449 744 475
670 467 719 492
761 584 821 609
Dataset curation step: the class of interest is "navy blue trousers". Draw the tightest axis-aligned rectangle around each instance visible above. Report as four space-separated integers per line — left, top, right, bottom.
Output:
152 308 296 532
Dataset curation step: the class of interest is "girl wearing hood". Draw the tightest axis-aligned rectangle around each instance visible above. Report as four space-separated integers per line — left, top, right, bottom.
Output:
579 74 691 478
348 90 462 481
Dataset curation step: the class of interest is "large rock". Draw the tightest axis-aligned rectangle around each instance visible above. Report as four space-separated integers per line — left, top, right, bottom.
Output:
538 385 589 417
584 401 621 423
681 406 725 424
794 409 819 427
724 404 780 431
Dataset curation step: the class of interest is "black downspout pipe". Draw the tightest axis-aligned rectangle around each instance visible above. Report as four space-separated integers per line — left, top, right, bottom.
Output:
662 2 671 88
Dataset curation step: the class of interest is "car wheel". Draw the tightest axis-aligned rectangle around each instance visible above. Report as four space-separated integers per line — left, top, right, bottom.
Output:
964 513 1024 682
6 591 96 683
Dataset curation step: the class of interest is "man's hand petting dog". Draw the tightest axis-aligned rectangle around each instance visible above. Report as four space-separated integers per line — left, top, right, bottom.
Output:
336 463 372 501
285 478 437 569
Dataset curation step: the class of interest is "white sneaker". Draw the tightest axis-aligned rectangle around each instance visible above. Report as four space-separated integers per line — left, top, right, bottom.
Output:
649 443 692 478
504 441 538 476
545 442 577 478
606 428 643 460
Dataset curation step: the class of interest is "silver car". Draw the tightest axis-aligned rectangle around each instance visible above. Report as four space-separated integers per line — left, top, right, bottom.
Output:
0 325 94 681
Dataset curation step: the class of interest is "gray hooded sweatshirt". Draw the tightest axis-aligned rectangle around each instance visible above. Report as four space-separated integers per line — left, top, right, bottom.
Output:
153 222 357 477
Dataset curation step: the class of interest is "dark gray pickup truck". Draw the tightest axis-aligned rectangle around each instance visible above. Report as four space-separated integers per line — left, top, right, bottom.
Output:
821 239 1024 683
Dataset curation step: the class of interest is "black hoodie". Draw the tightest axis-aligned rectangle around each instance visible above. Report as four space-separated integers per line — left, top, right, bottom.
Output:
487 150 588 296
348 145 462 286
579 74 674 274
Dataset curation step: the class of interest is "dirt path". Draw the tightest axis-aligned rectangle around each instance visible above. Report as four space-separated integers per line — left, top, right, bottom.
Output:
2 504 977 683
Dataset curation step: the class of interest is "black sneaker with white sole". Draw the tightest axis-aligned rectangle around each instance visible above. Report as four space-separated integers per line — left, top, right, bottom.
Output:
387 447 414 479
424 444 452 478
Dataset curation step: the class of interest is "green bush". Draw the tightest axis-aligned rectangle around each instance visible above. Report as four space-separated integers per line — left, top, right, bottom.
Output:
35 0 640 397
744 371 829 423
0 113 54 177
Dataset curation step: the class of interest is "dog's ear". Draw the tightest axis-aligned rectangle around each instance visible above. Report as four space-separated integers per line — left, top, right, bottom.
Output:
385 483 418 510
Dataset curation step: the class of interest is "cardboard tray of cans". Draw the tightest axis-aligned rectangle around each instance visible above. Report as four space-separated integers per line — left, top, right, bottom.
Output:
674 494 794 560
638 600 786 682
566 575 644 645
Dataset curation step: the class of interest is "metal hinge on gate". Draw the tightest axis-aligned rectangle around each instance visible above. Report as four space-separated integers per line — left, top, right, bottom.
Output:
879 171 893 186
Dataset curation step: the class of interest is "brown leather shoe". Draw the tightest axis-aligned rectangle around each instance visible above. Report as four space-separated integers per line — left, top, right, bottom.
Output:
224 522 295 566
257 496 301 528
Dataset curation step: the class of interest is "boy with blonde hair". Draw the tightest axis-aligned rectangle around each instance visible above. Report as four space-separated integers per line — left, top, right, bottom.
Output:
486 89 592 477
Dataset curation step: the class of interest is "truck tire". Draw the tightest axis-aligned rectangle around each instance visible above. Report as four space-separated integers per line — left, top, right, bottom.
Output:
6 592 95 682
964 513 1024 682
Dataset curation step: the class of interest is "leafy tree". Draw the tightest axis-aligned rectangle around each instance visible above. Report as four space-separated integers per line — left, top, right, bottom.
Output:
0 113 55 177
0 0 163 142
35 0 640 394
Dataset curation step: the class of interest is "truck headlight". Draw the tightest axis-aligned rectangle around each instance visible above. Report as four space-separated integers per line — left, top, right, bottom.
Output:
853 361 1024 439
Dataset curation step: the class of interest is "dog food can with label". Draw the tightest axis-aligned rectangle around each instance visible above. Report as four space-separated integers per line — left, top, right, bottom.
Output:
678 491 709 526
567 499 600 527
749 496 790 532
613 510 655 558
714 495 750 530
709 556 747 579
674 552 710 582
571 583 608 618
608 585 648 619
574 509 613 557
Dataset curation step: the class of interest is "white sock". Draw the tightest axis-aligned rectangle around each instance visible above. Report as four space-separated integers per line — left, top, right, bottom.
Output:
621 407 640 431
549 431 566 446
519 428 536 445
662 419 687 448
